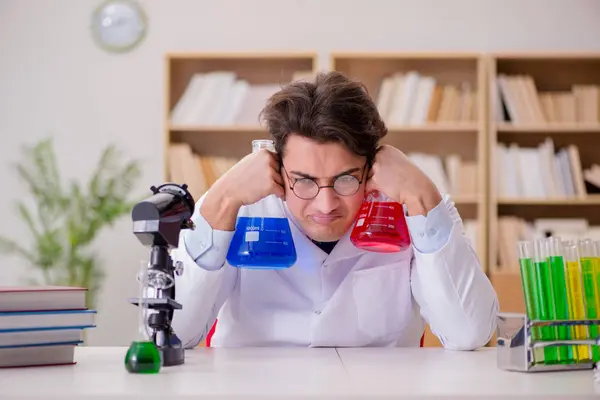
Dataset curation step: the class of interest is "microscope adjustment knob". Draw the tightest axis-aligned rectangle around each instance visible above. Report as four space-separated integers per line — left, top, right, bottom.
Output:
174 261 184 276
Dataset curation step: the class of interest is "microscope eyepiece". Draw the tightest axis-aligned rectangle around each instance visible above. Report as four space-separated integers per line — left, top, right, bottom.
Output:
131 183 196 248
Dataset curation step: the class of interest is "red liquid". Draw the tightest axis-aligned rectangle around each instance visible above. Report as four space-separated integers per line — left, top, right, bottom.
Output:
350 201 411 253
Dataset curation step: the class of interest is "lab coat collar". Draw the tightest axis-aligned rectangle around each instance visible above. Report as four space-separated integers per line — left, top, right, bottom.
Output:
281 200 365 264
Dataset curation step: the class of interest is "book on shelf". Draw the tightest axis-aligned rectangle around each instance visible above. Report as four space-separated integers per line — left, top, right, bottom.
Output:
407 152 478 199
495 139 600 199
376 71 477 126
492 73 600 124
168 142 239 200
495 217 600 273
170 70 314 126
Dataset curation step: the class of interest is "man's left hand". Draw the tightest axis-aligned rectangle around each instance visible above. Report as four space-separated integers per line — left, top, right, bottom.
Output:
365 145 442 216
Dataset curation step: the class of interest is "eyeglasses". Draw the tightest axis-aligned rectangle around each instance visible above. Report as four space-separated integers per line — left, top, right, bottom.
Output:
281 163 368 200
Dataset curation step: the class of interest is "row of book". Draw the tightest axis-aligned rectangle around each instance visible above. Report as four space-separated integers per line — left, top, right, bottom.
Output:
0 286 95 368
496 217 600 272
493 74 600 124
168 143 239 201
376 71 477 126
495 140 600 199
170 70 313 126
168 143 479 201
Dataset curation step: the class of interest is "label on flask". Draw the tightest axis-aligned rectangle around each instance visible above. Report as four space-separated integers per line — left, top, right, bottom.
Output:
245 231 259 242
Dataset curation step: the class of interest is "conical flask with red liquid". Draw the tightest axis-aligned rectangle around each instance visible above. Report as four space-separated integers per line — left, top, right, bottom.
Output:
350 190 411 253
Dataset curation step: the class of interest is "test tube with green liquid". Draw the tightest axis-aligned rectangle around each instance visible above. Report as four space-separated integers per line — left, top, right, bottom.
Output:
547 237 574 364
579 239 600 362
594 240 600 320
564 242 591 362
518 240 544 364
533 238 558 364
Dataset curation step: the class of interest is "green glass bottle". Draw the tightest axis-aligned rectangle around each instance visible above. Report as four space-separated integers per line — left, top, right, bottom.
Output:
125 340 162 374
125 260 162 374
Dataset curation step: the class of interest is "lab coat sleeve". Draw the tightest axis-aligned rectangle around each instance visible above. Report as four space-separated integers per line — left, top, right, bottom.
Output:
409 193 499 351
169 194 238 349
405 199 454 254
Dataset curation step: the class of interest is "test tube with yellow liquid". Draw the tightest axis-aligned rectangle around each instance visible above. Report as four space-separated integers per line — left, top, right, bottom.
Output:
533 238 559 364
547 237 574 364
564 242 591 362
518 240 544 364
579 239 600 362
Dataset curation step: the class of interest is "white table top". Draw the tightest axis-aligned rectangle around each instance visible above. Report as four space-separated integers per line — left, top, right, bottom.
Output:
1 346 600 399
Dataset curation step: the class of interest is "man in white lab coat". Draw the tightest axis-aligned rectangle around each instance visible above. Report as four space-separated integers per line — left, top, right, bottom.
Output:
170 71 498 350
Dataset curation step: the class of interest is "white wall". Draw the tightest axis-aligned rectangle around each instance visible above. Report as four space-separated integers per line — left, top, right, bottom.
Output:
1 0 600 346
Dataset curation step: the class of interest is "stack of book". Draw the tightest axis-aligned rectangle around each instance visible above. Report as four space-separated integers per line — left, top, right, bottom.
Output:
0 286 96 368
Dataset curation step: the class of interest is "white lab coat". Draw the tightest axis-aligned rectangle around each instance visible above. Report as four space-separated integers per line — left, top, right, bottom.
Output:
170 193 498 350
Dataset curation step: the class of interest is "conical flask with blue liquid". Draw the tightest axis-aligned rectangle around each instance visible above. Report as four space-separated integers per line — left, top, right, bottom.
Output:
226 139 297 269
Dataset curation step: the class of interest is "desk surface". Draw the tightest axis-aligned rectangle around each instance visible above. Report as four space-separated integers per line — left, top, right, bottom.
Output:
2 346 600 399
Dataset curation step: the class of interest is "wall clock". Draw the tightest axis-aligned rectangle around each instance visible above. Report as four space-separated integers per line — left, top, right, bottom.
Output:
91 0 147 53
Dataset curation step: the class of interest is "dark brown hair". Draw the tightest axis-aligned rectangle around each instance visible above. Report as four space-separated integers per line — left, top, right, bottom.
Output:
259 71 387 163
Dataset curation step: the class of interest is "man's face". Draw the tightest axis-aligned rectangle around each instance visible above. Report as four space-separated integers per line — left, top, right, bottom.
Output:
280 135 367 242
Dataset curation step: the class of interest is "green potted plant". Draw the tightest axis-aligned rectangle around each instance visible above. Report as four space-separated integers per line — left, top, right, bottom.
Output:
0 138 142 309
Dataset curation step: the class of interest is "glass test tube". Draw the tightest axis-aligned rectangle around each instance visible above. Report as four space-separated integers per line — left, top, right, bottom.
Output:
547 237 573 364
564 242 591 362
518 240 544 364
534 238 558 364
579 239 600 362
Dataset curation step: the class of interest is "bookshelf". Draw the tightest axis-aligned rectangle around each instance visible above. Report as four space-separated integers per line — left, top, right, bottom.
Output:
487 53 600 316
330 52 487 347
164 52 318 199
330 52 488 267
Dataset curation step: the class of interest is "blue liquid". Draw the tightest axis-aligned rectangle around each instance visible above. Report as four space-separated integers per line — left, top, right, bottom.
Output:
226 217 297 269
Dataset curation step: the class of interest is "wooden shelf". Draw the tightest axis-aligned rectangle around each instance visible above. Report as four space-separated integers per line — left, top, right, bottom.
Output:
169 124 266 133
496 123 600 133
497 195 600 205
169 123 479 134
386 124 478 132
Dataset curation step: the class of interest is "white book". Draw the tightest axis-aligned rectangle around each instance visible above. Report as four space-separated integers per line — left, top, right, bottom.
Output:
376 76 397 121
518 148 546 198
388 71 420 125
409 76 436 125
188 71 238 125
505 144 523 197
170 73 205 125
200 72 238 124
218 80 250 125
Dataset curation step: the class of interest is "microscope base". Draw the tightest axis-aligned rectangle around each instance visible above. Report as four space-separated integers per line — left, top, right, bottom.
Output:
160 346 185 366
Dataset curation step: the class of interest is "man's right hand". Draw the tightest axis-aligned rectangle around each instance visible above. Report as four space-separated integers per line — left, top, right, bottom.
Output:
199 149 285 231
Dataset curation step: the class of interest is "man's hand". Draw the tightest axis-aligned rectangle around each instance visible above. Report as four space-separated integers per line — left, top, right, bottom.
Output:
201 149 285 230
365 145 442 216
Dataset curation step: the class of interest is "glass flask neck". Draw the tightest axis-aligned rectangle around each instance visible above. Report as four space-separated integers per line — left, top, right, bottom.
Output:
365 189 390 202
252 139 275 153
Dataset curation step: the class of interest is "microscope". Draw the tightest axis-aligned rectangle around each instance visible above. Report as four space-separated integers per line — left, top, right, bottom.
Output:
129 183 195 367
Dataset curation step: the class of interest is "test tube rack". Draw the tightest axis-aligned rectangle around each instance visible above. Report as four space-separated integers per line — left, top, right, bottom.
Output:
496 312 600 372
